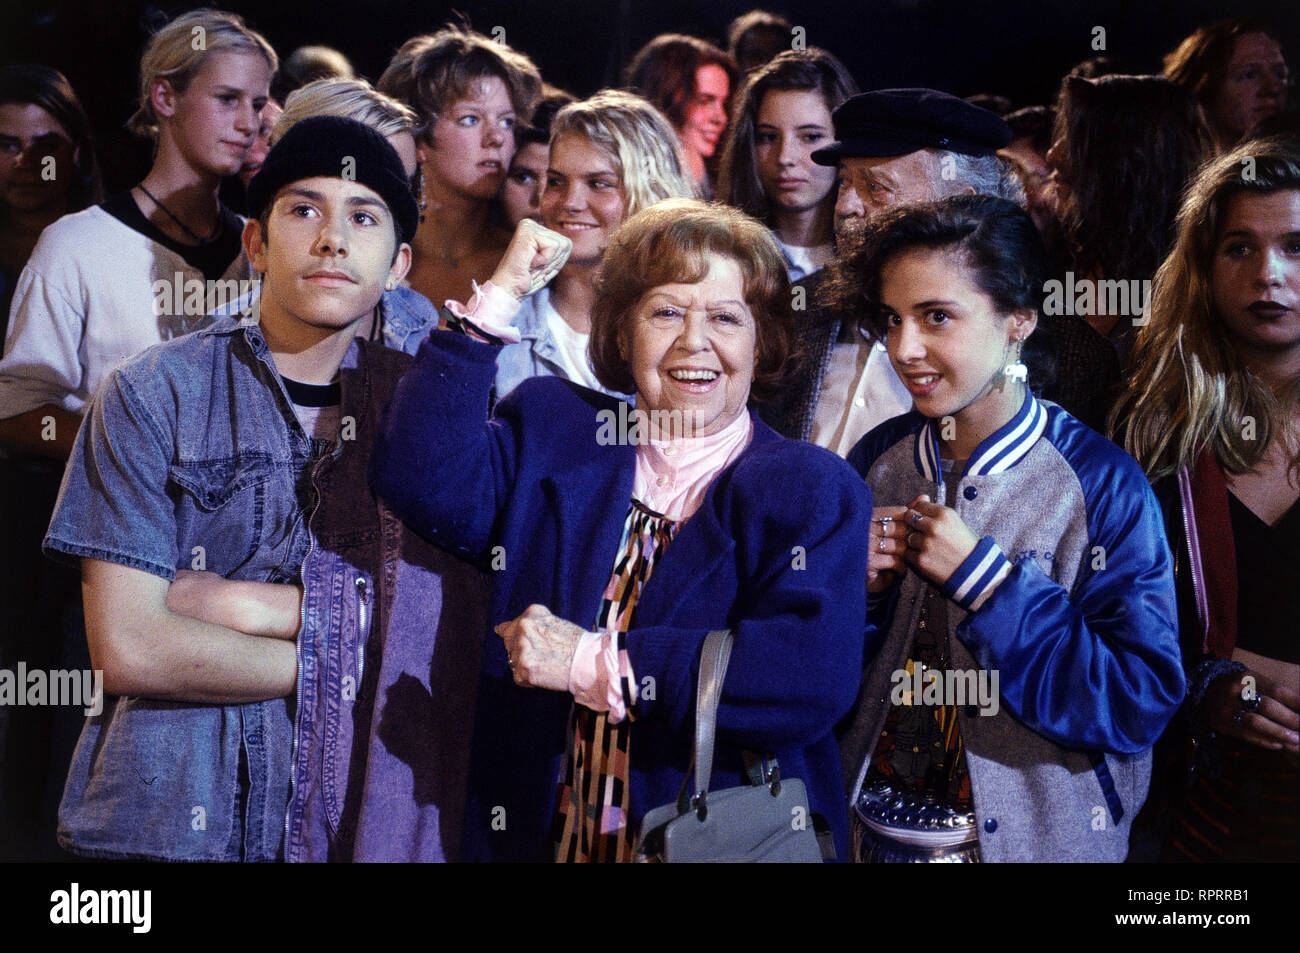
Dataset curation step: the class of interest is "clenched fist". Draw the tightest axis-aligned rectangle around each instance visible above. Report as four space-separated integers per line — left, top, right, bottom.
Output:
489 218 572 300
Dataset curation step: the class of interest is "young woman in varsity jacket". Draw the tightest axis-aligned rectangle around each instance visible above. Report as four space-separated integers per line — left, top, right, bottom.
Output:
831 195 1186 862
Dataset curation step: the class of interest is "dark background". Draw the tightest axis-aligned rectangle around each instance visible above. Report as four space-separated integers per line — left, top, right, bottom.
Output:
1 0 1295 191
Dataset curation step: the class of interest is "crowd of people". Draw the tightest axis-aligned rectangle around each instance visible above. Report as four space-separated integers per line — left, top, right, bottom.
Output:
0 7 1295 863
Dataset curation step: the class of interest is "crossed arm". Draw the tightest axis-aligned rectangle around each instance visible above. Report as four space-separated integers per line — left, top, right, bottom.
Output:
83 558 300 704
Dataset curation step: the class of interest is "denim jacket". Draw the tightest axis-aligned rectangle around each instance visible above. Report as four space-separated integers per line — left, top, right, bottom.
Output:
215 282 442 358
286 337 490 862
380 285 441 356
494 289 633 403
45 316 487 861
45 316 317 860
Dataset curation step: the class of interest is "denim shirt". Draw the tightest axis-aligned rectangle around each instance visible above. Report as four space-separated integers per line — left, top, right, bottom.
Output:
45 314 489 861
45 316 322 860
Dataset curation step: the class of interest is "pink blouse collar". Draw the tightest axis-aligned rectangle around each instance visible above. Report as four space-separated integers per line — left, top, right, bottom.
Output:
632 408 754 522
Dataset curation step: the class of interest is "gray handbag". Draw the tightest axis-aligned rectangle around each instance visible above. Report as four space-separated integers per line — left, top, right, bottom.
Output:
633 629 830 863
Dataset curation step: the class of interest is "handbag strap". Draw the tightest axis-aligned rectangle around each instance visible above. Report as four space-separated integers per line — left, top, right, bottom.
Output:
692 629 733 798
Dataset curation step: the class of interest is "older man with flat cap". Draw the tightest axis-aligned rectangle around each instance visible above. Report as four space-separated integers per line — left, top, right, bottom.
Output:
760 88 1022 453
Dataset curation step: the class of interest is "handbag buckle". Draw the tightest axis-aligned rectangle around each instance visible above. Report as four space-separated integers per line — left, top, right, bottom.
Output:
765 758 782 797
690 791 709 821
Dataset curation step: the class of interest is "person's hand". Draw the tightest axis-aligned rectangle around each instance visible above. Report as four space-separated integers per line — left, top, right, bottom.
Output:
489 218 572 300
868 505 911 593
165 569 233 626
494 604 585 692
899 495 982 588
165 570 303 639
1204 669 1300 754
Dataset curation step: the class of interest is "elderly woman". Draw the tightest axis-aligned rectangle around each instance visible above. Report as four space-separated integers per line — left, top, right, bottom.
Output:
830 195 1185 861
371 198 870 862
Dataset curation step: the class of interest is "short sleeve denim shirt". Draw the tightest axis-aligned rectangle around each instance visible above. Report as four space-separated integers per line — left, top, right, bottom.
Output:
45 315 320 860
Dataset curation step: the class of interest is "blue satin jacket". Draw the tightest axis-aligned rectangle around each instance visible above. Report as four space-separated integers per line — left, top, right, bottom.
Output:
839 395 1186 861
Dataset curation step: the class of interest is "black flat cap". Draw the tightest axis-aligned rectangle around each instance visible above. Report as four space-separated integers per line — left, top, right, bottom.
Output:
246 115 419 244
811 88 1012 165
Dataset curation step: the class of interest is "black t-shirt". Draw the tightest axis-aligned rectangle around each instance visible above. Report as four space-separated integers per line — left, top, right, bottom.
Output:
1230 490 1300 664
101 191 244 283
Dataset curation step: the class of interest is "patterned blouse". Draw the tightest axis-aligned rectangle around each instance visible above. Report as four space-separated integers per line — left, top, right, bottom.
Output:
552 500 678 862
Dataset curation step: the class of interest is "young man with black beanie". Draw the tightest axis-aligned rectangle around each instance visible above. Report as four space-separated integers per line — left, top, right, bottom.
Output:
44 116 490 861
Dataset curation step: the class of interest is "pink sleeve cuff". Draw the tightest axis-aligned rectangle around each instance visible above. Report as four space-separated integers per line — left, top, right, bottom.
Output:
443 280 523 344
569 631 633 723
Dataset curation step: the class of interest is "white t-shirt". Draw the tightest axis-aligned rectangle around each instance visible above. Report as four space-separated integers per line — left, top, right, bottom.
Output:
543 294 604 393
0 205 250 419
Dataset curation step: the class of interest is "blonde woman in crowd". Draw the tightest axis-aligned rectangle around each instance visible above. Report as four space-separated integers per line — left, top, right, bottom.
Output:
0 9 275 460
445 90 695 402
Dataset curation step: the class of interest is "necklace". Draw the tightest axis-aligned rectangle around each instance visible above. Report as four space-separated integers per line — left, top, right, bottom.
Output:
136 183 219 245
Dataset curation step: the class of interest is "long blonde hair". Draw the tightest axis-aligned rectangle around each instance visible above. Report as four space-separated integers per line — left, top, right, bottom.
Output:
1112 136 1300 480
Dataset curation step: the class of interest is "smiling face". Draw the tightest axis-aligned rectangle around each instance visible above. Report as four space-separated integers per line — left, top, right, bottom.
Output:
0 102 77 214
622 253 757 437
1212 189 1300 365
754 88 837 216
834 151 940 242
246 175 411 341
159 50 271 179
679 64 730 162
423 76 516 201
1206 33 1289 141
880 247 1035 441
541 133 627 267
502 140 548 227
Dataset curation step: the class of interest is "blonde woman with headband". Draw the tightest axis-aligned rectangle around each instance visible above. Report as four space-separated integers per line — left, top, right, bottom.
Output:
1113 136 1300 862
449 89 695 402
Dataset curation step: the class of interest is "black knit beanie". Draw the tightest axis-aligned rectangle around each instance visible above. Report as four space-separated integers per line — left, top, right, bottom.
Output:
246 115 418 243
